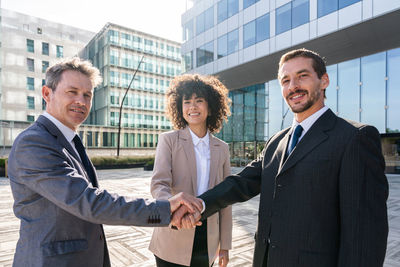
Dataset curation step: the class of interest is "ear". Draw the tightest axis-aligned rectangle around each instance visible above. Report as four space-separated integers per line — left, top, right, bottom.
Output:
42 86 52 103
320 73 330 89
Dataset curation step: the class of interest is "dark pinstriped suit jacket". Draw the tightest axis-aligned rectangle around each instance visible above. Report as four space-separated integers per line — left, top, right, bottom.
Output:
200 109 388 267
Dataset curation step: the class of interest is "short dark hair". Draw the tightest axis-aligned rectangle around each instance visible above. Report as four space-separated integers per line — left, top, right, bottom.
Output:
45 57 102 91
278 48 327 79
166 74 231 133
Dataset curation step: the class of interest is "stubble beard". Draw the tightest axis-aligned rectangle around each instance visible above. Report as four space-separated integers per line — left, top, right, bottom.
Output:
287 88 321 114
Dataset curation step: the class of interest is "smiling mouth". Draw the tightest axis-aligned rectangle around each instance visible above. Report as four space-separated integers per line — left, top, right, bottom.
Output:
189 112 200 116
70 108 86 114
288 90 307 101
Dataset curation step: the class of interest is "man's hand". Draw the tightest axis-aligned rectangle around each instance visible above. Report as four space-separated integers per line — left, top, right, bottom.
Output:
179 208 202 229
218 249 229 267
168 192 203 215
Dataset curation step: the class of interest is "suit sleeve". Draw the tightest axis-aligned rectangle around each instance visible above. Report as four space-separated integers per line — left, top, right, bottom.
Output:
219 144 232 250
8 133 171 226
199 145 264 220
338 125 388 267
150 133 173 200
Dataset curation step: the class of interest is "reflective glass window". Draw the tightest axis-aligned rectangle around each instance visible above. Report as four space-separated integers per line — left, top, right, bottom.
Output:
338 58 360 122
183 51 193 72
56 45 63 58
243 0 260 9
183 19 194 41
218 34 227 59
108 30 119 45
292 0 309 28
27 96 35 109
27 77 35 91
387 48 400 132
339 0 360 9
27 58 34 72
228 0 239 18
42 61 49 73
256 13 270 43
196 41 214 67
268 80 282 135
318 0 338 18
196 12 205 34
42 42 49 55
227 29 239 55
218 0 228 23
360 52 386 132
27 39 34 53
276 3 291 35
204 7 214 32
325 65 338 112
243 20 256 48
27 115 35 122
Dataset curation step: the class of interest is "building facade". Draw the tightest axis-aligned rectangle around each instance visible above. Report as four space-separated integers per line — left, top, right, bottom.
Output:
181 0 400 171
0 8 95 154
79 23 181 154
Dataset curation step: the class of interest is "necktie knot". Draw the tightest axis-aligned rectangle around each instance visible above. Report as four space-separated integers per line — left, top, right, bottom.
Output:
289 125 303 154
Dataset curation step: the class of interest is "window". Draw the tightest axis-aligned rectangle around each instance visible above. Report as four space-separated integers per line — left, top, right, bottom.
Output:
27 77 35 90
110 49 119 65
276 0 309 35
42 61 49 73
56 45 63 58
183 19 194 41
196 41 214 67
318 0 360 18
196 7 214 35
243 20 256 48
243 0 260 9
183 51 193 72
218 29 239 59
42 79 46 86
256 13 270 43
276 3 291 35
217 0 239 23
42 42 49 55
27 115 35 122
42 98 46 110
292 0 309 29
108 30 119 45
27 39 34 53
37 27 42 34
27 58 35 72
27 96 35 109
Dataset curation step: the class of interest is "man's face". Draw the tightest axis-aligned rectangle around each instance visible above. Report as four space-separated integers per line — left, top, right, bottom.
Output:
278 57 329 121
42 70 93 131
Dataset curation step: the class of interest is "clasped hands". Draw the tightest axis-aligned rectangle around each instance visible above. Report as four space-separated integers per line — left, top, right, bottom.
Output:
168 192 203 229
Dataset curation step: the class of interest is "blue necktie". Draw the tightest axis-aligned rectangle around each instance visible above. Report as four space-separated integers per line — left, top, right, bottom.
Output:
289 125 303 154
73 135 97 187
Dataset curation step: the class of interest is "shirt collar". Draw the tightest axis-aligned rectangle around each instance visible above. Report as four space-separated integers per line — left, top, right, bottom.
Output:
188 127 209 148
291 106 329 133
42 112 77 143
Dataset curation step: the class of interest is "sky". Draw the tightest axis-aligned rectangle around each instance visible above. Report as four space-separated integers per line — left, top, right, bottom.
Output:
1 0 189 42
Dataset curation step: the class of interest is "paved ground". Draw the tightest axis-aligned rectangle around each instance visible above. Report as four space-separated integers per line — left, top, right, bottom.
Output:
0 168 399 267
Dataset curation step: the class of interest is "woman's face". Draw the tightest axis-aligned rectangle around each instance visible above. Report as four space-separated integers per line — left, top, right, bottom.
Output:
182 93 209 129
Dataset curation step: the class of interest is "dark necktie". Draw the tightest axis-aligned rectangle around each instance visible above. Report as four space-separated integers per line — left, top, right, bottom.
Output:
73 135 97 187
288 125 303 154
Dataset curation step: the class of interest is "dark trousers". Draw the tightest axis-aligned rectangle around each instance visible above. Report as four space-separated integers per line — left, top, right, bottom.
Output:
155 220 209 267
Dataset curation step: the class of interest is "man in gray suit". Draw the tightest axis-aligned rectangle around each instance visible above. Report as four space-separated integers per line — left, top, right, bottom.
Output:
8 58 202 267
175 48 389 267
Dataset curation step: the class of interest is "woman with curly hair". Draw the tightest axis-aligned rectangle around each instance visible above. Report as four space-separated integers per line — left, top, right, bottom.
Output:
149 74 232 267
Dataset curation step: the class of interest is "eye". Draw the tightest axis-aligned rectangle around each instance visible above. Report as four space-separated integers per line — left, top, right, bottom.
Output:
281 79 289 85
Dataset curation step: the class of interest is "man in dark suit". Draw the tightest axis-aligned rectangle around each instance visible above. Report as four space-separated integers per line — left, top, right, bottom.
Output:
174 48 389 267
7 57 201 267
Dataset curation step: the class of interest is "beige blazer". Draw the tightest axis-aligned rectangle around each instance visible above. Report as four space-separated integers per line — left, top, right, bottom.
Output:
149 127 232 266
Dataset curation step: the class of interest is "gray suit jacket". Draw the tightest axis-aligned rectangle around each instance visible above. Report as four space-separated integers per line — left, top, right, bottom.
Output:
200 109 388 267
8 115 171 267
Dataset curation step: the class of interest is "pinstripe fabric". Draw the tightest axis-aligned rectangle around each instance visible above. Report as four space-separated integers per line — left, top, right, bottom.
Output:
200 109 388 267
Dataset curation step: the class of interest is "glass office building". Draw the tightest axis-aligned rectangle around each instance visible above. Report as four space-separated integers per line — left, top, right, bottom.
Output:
181 0 400 171
80 23 181 150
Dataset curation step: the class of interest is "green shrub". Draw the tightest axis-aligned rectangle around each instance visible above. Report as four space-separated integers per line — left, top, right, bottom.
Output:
90 156 154 167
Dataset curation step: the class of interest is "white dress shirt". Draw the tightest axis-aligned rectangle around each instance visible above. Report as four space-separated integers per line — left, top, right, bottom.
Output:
189 128 211 196
287 106 329 154
42 112 80 159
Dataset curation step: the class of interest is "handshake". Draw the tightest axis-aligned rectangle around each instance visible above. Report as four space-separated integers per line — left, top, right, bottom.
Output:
168 192 204 229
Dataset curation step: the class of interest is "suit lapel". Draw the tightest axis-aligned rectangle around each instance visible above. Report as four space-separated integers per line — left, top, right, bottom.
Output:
37 115 99 187
208 134 220 188
179 128 198 194
278 109 337 176
277 128 292 175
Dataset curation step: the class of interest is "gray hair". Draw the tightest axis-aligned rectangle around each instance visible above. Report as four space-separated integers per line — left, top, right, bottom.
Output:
45 57 102 90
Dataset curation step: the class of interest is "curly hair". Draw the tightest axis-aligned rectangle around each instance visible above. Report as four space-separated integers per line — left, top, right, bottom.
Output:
166 74 231 133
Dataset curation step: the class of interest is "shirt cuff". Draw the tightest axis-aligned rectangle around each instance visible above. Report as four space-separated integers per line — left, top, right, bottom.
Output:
200 199 206 214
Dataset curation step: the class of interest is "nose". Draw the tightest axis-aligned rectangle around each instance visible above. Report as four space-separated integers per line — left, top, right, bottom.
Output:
74 93 86 106
288 77 299 92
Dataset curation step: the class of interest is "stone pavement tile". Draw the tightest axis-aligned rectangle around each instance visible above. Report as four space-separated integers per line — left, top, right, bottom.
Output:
0 170 399 266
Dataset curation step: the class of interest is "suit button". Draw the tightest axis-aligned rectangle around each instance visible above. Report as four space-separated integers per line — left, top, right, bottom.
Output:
277 184 282 188
271 245 276 249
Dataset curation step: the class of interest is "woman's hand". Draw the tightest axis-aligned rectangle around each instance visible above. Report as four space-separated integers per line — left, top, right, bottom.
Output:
218 249 229 267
